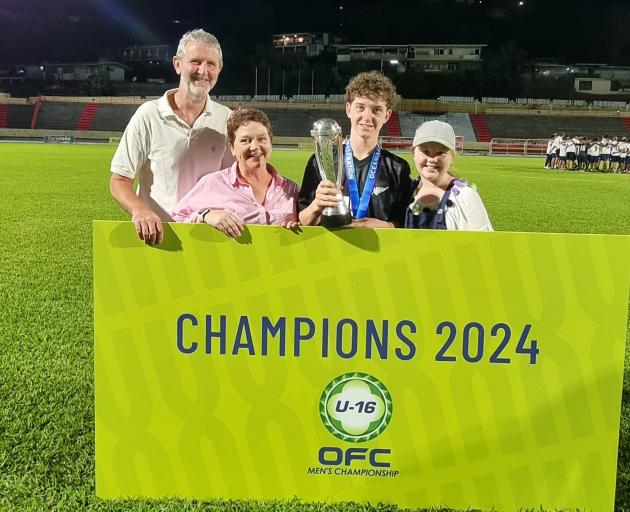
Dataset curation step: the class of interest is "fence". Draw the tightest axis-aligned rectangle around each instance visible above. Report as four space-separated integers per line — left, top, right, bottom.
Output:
489 138 548 156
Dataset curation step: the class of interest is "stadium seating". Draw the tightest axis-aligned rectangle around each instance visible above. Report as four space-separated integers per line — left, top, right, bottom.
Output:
385 111 401 137
76 103 99 131
469 113 492 142
6 102 350 136
0 104 7 128
398 112 477 141
35 102 85 130
10 99 630 144
8 105 35 129
485 114 628 139
398 112 442 137
445 113 476 142
90 104 138 132
264 108 350 137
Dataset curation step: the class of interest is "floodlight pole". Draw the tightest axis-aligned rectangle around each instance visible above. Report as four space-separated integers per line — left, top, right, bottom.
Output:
297 69 301 96
282 69 285 99
254 67 258 96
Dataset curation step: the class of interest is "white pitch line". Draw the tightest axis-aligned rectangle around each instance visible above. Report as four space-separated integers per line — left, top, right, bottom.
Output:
468 169 630 185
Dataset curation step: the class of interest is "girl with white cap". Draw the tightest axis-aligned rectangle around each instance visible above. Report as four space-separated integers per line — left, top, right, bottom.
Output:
405 120 493 231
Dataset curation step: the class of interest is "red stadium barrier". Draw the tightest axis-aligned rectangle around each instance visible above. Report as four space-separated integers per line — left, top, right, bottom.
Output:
489 138 547 156
31 96 43 129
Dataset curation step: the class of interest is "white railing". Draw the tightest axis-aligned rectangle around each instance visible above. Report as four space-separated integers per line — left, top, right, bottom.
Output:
438 96 475 103
214 95 252 101
482 97 510 104
516 98 551 105
291 94 327 102
253 95 281 102
593 100 627 108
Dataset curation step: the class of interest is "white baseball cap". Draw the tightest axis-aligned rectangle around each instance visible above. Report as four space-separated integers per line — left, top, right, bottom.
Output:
412 120 456 150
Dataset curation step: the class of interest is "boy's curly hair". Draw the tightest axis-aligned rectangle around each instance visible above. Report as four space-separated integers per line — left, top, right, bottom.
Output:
345 71 396 109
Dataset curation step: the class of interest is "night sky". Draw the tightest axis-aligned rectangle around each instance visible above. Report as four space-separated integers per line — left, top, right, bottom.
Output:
1 0 629 65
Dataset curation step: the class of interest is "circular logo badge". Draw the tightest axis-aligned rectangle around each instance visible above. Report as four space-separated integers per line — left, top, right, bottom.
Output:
319 372 392 443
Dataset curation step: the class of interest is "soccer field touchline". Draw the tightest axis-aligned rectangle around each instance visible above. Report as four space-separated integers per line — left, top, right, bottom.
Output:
465 169 630 184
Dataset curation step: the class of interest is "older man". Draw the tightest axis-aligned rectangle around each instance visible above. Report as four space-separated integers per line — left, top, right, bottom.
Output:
110 29 234 245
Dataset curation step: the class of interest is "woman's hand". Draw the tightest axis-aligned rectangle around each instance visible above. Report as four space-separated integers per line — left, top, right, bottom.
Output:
205 210 244 238
280 219 301 230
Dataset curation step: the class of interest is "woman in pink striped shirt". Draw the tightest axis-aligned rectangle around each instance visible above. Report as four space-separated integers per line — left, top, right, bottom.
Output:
172 108 299 237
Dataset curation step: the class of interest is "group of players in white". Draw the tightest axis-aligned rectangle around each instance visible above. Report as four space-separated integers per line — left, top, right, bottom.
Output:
544 133 630 173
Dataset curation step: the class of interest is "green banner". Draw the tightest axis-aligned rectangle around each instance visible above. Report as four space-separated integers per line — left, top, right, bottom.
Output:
94 221 630 510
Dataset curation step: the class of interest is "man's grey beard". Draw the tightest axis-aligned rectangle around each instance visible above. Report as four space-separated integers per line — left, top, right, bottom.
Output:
186 79 213 104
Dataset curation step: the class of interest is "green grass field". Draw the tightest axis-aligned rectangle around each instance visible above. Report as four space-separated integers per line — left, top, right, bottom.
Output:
1 142 629 511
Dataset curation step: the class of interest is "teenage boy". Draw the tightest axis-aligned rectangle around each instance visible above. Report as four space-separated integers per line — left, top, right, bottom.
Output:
588 138 600 171
544 134 555 169
610 136 620 172
298 71 412 228
620 137 628 173
600 135 611 172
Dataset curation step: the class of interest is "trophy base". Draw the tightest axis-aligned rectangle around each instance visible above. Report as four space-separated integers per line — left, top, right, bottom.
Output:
321 212 352 228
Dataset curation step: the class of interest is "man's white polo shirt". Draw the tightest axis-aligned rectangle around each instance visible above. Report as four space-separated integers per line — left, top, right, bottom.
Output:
110 89 234 220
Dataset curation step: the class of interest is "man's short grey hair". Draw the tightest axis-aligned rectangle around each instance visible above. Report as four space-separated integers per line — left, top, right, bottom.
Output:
176 29 223 67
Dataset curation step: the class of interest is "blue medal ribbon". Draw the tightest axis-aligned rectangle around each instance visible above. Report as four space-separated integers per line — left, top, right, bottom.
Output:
343 142 382 219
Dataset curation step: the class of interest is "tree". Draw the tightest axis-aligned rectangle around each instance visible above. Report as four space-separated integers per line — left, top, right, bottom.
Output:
481 42 529 98
79 73 113 96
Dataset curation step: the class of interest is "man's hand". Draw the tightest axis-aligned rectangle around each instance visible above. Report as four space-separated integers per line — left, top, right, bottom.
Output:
299 180 344 226
131 206 164 245
349 217 394 228
110 173 164 245
205 210 244 238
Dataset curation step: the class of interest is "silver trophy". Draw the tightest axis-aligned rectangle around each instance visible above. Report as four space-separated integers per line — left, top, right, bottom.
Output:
311 118 351 227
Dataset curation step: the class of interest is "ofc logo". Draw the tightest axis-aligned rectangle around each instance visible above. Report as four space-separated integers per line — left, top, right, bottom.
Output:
318 446 391 467
319 372 392 443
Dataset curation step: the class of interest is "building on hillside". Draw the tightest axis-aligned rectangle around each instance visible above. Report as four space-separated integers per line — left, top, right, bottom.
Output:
407 44 485 72
97 44 174 65
271 33 486 73
96 44 175 82
0 65 27 84
335 43 486 73
532 61 630 94
272 33 340 58
533 62 630 81
335 45 408 72
39 62 130 82
574 78 629 95
533 62 597 78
